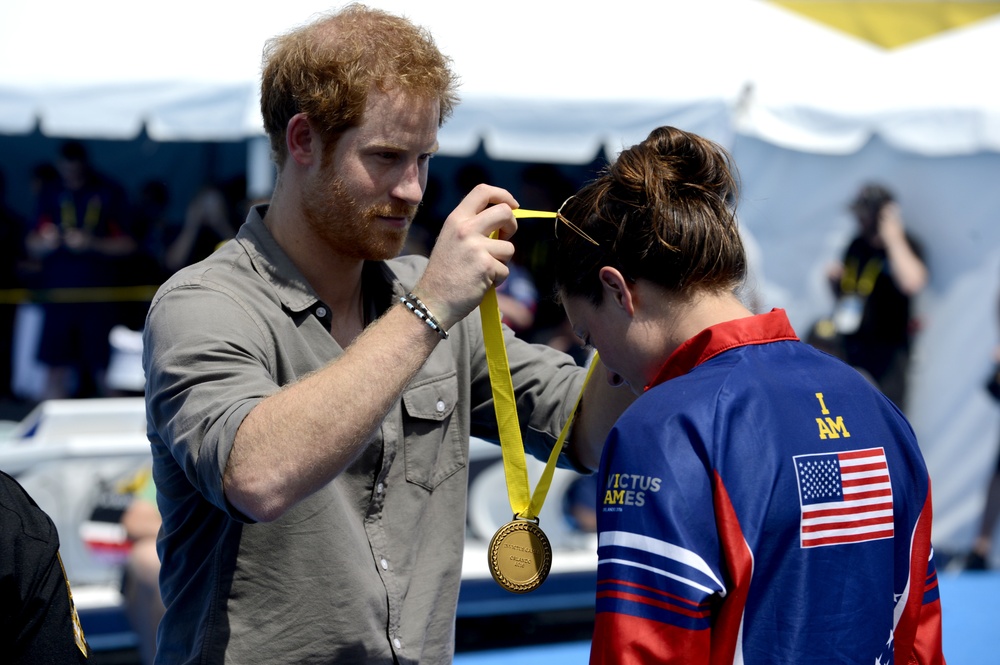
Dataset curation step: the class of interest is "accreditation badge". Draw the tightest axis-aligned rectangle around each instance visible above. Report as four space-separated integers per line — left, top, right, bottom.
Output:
487 518 553 593
833 294 865 335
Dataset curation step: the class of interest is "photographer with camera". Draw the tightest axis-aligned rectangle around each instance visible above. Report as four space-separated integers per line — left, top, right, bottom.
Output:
826 183 928 412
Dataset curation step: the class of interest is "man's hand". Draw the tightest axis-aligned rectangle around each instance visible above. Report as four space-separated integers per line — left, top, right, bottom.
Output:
877 201 906 246
413 184 519 330
877 201 928 296
26 223 61 257
63 228 92 252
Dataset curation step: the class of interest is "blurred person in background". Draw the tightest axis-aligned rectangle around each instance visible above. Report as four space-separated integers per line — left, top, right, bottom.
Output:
496 258 539 337
964 276 1000 571
132 180 240 285
25 140 135 400
455 162 540 336
162 184 238 275
515 163 587 360
119 468 164 665
827 183 928 412
0 168 28 401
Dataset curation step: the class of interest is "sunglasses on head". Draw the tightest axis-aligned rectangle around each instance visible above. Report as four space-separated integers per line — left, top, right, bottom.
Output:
512 197 599 247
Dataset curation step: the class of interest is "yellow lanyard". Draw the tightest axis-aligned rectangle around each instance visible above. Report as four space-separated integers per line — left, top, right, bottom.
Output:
841 257 882 297
481 217 596 520
60 193 102 232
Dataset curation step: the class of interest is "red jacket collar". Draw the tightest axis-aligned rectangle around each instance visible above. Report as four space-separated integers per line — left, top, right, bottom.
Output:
646 308 799 391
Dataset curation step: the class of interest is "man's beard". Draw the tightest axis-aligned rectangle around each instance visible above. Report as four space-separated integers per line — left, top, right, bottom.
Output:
302 169 418 261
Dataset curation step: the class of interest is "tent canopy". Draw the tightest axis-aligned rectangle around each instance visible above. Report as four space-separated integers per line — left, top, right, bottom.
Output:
2 0 1000 160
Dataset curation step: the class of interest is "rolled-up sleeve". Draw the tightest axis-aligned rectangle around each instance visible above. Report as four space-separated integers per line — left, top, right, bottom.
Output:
143 276 277 520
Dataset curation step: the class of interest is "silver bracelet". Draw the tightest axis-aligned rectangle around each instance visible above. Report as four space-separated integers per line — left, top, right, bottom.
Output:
399 293 449 339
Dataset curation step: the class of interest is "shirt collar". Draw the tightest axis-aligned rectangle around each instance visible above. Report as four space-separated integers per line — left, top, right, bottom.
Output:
646 308 799 390
236 204 400 317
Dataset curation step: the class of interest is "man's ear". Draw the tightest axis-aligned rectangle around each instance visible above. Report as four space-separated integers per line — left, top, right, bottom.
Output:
598 266 636 317
286 113 319 166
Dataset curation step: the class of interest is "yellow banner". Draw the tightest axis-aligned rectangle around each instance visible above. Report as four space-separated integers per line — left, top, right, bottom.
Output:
769 1 1000 48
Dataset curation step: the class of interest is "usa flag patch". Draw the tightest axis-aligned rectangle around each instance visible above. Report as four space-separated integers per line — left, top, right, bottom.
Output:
794 447 894 548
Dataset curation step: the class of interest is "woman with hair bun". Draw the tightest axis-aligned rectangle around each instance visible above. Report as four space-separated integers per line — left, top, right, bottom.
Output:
554 126 945 664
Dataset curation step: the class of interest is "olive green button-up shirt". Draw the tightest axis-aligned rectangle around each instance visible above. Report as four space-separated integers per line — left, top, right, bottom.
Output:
143 207 585 664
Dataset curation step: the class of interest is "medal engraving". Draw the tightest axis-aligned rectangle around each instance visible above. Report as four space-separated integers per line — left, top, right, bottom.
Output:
487 519 553 593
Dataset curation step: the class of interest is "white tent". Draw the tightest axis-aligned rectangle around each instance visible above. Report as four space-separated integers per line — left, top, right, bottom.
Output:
5 0 999 157
2 0 1000 560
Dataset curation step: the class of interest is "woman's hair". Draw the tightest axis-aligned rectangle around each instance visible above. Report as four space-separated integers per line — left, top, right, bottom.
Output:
260 3 459 165
554 125 747 304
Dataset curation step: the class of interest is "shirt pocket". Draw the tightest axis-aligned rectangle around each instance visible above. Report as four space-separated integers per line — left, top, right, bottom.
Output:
401 370 465 490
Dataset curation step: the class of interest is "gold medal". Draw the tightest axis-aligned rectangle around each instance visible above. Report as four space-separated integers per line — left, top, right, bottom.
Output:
479 268 599 594
487 518 553 594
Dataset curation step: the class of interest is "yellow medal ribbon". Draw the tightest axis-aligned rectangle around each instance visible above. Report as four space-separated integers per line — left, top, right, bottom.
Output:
482 211 597 521
512 209 557 219
480 284 531 516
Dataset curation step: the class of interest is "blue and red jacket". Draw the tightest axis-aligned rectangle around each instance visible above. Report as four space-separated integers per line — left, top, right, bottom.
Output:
591 309 944 664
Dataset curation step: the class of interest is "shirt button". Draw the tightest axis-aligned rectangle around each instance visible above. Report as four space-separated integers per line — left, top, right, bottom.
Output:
316 306 328 318
380 558 388 570
393 637 401 649
376 482 384 494
435 399 446 413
